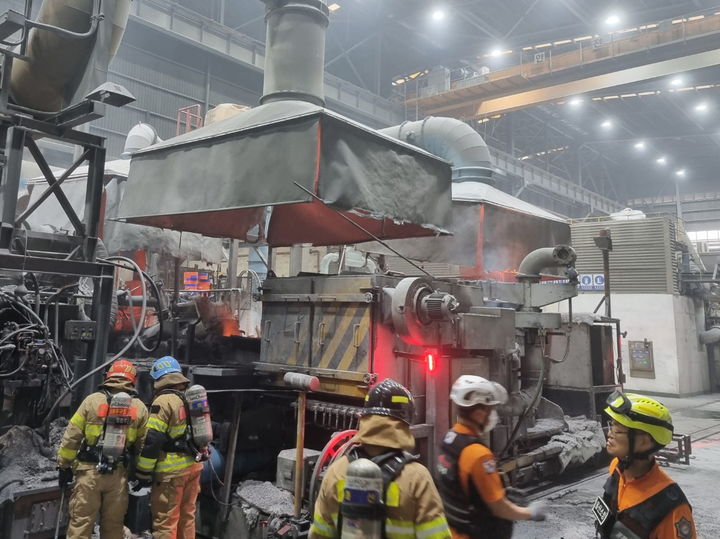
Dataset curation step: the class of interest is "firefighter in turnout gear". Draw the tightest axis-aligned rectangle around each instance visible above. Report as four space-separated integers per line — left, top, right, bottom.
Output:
310 378 451 539
436 376 546 539
594 391 696 539
57 359 148 539
133 356 209 539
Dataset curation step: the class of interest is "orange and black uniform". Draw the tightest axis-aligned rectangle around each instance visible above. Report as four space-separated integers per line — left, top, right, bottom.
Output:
436 423 510 539
596 458 696 539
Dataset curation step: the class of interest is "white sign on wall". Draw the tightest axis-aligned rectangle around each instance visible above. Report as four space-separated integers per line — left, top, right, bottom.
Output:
578 273 605 291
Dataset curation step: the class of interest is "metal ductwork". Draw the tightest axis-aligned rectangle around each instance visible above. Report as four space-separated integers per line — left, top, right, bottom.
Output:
10 0 132 112
517 245 577 281
379 117 493 184
700 327 720 345
117 0 452 246
121 123 162 158
261 0 329 106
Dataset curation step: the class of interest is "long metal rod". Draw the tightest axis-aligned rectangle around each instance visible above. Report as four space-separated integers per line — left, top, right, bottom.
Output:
292 181 435 278
54 486 66 539
294 391 307 518
221 393 242 522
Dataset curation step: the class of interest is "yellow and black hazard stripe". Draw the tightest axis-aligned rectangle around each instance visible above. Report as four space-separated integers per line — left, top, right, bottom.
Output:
313 303 370 372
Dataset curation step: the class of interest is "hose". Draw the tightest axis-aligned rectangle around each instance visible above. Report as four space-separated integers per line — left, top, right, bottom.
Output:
121 266 162 353
0 353 30 378
26 0 103 41
42 257 149 424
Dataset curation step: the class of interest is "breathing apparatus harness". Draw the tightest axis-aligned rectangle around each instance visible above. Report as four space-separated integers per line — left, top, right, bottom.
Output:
338 445 418 537
157 388 210 462
77 389 136 474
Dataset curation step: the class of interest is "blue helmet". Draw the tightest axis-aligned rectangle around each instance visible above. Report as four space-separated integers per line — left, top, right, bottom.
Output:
150 356 182 380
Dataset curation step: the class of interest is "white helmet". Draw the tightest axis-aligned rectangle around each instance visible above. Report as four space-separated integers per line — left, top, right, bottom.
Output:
450 375 508 408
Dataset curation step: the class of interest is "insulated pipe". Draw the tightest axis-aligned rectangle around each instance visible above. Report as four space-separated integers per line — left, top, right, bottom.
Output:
517 245 577 282
700 327 720 345
379 117 494 184
261 0 329 106
10 0 132 112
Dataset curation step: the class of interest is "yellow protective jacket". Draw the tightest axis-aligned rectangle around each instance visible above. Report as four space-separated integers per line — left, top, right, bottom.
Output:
310 415 451 539
57 378 148 471
136 373 203 479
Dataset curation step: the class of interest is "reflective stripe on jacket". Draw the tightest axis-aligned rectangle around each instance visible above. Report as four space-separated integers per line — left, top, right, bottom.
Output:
57 378 148 471
309 415 451 539
136 391 200 478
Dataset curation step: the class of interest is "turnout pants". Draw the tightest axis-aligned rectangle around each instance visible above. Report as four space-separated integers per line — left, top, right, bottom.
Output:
67 468 128 539
150 466 202 539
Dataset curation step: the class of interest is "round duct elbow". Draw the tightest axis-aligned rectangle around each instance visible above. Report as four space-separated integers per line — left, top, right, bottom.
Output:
121 123 162 159
517 245 577 281
379 117 494 184
700 327 720 345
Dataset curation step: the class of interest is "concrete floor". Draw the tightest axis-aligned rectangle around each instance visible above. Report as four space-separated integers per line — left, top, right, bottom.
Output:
514 393 720 538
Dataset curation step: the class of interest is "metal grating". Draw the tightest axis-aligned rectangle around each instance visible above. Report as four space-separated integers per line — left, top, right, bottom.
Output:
570 217 678 294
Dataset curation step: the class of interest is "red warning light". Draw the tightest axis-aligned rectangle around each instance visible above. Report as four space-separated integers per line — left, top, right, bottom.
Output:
426 351 436 372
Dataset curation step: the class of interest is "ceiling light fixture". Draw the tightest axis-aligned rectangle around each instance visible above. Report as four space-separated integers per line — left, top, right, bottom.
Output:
656 156 667 165
605 13 621 27
634 141 646 150
695 102 709 112
670 76 683 87
568 97 583 106
675 168 686 177
490 47 503 57
600 119 613 129
328 3 341 12
431 8 446 21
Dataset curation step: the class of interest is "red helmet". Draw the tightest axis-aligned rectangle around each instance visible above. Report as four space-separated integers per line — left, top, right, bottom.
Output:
106 360 137 384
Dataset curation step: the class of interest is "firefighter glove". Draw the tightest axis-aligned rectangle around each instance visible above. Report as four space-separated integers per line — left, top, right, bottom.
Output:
528 500 547 521
58 467 73 489
129 478 152 497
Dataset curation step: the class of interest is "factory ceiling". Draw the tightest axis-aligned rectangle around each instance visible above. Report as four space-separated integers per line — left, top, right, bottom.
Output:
172 0 720 205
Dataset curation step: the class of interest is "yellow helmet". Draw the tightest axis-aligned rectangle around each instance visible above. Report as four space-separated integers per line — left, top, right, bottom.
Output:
604 391 674 446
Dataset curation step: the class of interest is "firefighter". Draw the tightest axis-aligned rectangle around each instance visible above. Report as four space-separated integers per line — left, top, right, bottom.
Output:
132 356 207 539
436 375 546 539
57 359 148 539
594 391 696 539
310 378 451 539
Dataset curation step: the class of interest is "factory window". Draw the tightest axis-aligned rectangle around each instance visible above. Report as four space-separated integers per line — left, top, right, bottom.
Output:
688 230 720 252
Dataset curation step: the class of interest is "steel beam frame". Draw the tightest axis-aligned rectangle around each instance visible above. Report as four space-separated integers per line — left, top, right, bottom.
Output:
473 49 720 117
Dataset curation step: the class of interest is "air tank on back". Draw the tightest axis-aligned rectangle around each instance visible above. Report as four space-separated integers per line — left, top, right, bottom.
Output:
10 0 131 112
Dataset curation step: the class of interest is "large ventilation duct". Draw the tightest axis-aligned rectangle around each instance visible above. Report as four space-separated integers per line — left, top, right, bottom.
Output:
121 123 162 159
517 245 577 282
355 117 568 269
261 0 328 106
10 0 132 112
117 0 452 246
379 117 493 184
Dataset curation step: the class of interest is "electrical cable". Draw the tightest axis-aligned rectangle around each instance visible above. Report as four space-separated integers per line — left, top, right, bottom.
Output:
42 257 149 424
103 257 162 353
0 291 46 328
0 354 30 378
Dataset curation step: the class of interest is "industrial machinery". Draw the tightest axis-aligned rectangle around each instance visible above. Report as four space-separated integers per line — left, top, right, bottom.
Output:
114 1 611 537
0 1 136 537
0 1 616 538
